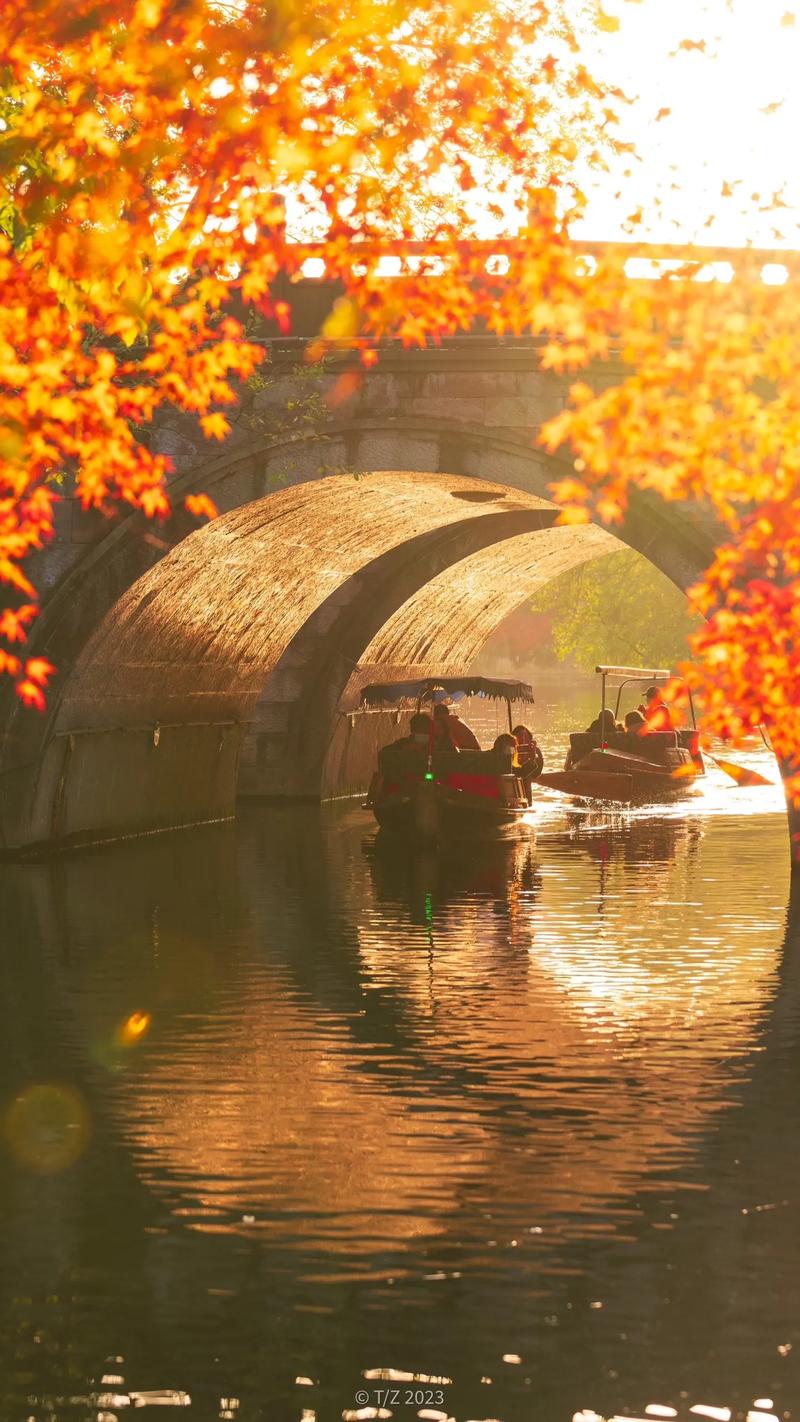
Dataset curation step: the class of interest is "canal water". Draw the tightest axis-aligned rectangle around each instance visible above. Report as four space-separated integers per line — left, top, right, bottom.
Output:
1 691 798 1422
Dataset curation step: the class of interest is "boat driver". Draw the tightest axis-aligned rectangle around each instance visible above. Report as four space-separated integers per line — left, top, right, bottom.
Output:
432 702 481 751
639 686 675 731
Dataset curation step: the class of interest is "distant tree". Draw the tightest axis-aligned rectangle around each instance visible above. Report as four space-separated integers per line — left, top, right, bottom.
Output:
528 550 701 672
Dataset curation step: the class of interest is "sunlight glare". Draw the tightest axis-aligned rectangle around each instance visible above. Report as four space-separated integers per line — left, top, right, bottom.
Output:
577 0 800 247
761 262 789 284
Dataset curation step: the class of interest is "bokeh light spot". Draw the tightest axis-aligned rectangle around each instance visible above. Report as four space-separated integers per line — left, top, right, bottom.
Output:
3 1084 91 1174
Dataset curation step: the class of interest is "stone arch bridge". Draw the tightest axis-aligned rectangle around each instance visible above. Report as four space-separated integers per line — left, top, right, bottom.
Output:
0 299 785 858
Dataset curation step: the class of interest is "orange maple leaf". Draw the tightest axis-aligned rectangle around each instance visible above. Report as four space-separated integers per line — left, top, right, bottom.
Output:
24 657 54 686
185 493 219 521
15 679 46 711
199 413 231 441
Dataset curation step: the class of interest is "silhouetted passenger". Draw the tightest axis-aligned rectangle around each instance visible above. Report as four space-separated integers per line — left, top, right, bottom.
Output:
624 710 646 733
585 709 619 744
621 709 647 750
389 711 432 750
432 702 480 751
513 723 544 779
493 732 518 755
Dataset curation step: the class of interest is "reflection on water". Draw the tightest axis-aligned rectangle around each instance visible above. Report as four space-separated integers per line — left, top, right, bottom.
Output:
1 735 798 1421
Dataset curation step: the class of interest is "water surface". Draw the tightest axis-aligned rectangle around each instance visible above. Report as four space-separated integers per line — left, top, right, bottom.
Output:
1 704 797 1422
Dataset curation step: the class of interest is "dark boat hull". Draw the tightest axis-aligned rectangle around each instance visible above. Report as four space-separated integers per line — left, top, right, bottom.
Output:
541 746 699 803
369 777 532 842
538 767 636 802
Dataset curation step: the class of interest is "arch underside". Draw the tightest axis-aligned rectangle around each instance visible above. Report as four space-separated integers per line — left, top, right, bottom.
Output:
0 467 700 851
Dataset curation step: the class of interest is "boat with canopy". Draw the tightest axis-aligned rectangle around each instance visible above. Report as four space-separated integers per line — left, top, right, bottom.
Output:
538 665 704 803
361 675 538 839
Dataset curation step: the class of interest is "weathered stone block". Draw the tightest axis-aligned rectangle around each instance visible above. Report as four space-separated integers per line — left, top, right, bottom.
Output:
416 370 507 400
485 396 542 429
408 397 490 425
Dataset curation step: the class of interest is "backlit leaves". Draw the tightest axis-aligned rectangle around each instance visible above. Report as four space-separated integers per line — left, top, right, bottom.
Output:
0 0 620 704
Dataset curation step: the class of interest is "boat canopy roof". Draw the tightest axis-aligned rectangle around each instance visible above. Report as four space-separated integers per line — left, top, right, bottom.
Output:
595 665 671 684
361 676 535 707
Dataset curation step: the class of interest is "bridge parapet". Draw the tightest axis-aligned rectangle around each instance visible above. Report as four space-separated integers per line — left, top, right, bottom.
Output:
262 236 800 340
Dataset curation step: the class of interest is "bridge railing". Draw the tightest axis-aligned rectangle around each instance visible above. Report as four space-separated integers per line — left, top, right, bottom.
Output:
279 238 800 287
258 237 800 341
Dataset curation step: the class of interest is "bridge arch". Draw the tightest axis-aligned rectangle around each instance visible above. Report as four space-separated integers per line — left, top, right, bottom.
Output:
0 416 722 852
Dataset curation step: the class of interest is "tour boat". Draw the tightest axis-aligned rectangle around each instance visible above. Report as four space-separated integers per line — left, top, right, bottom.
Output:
361 676 538 841
537 665 705 804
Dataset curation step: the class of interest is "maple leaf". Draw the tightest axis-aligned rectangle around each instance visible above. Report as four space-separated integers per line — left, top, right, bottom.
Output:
138 487 171 519
185 493 219 520
0 604 37 643
0 651 22 677
24 657 54 686
15 678 46 711
199 412 231 441
550 477 591 504
595 3 620 32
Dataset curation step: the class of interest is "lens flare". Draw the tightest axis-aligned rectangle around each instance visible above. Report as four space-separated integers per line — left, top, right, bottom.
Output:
3 1084 91 1173
118 1011 152 1045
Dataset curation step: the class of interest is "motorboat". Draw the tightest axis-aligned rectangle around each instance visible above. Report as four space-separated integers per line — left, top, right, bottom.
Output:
361 675 538 841
538 665 705 804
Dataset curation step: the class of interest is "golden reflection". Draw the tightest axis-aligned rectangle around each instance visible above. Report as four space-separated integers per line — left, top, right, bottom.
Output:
27 806 789 1258
116 984 489 1250
353 811 788 1233
3 1083 91 1174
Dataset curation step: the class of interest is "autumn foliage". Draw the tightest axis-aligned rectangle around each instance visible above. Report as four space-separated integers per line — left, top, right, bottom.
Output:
540 251 800 790
0 0 798 791
0 0 625 708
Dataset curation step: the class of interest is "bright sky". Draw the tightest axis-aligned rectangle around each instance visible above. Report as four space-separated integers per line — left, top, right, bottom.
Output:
576 0 800 248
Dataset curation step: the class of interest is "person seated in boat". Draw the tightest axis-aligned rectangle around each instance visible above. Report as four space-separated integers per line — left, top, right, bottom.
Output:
385 711 432 752
585 708 621 745
512 723 536 758
493 732 518 757
639 686 675 731
513 723 544 779
432 702 481 751
622 709 647 748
